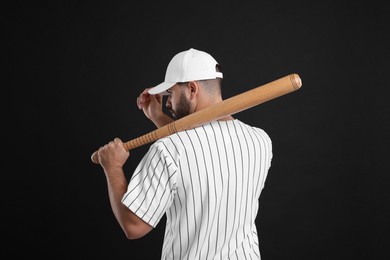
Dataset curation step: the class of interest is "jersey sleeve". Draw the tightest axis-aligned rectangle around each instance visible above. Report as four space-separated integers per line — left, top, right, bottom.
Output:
121 140 178 227
252 126 273 189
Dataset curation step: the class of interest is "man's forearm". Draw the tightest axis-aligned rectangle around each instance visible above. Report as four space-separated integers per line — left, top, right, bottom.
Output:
153 113 174 128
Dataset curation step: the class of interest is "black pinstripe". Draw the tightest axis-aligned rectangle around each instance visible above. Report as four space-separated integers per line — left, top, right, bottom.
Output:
122 119 272 260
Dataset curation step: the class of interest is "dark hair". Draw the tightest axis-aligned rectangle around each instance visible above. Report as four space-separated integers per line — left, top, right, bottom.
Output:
177 64 222 96
198 64 222 95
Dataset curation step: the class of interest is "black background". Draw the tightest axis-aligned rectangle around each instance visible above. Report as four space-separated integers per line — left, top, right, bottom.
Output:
5 1 390 259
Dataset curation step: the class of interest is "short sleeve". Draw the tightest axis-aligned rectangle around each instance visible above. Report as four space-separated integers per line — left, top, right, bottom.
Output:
121 141 178 227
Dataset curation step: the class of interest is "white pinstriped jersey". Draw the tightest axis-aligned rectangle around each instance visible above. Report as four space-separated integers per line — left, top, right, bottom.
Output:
122 119 273 260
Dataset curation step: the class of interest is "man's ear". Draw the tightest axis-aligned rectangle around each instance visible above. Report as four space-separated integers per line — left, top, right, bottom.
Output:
188 81 199 99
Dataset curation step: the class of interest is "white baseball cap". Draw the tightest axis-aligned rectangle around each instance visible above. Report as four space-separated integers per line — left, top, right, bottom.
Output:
148 48 223 95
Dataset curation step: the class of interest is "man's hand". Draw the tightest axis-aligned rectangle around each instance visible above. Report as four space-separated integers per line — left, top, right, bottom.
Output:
98 138 129 174
137 88 174 128
137 88 164 120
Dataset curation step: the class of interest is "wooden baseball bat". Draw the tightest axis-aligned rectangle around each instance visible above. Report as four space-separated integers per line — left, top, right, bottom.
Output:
91 73 302 164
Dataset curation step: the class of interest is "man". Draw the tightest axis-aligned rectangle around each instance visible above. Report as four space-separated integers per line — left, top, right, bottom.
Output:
97 48 273 259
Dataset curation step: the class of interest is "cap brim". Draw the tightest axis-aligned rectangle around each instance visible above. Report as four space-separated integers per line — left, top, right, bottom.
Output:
148 82 176 95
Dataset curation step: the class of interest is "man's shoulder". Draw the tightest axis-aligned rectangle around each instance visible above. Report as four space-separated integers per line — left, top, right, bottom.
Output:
233 119 272 141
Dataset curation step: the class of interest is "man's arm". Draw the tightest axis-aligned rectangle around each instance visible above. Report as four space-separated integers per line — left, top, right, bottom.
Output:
97 138 153 239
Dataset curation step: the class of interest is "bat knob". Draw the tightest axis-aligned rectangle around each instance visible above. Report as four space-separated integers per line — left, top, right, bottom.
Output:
91 150 100 164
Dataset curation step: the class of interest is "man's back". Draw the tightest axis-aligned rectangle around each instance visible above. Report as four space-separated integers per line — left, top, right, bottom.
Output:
123 119 272 259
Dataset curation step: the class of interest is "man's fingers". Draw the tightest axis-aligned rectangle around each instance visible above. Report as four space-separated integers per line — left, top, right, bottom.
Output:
142 88 152 95
154 94 162 103
137 91 152 109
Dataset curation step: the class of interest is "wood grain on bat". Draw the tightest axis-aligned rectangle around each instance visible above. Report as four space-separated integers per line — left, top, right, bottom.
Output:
91 73 302 164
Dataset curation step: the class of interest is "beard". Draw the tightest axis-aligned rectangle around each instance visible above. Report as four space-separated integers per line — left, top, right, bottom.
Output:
170 91 191 120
